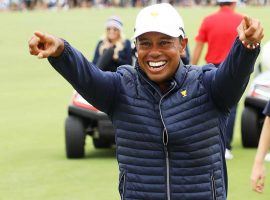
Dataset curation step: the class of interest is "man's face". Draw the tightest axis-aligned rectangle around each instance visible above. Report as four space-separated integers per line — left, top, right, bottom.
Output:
136 32 187 87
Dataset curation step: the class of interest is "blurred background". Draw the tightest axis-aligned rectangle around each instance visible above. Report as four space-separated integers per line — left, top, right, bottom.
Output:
0 1 270 199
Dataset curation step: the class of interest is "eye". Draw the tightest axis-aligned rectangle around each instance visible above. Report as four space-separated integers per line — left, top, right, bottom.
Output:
138 41 151 48
160 40 172 47
107 27 118 32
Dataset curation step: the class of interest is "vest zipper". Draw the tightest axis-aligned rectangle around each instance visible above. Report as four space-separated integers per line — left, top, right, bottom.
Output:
159 84 176 200
211 173 217 200
163 129 171 200
119 171 126 200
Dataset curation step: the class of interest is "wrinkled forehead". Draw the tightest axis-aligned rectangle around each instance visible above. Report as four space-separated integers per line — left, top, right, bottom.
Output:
136 32 179 42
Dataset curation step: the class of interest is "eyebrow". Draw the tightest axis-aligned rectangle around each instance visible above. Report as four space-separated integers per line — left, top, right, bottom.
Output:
160 36 174 40
137 36 174 42
137 37 148 42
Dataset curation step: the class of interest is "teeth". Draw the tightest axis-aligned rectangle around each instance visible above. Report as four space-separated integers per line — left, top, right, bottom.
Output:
148 61 166 68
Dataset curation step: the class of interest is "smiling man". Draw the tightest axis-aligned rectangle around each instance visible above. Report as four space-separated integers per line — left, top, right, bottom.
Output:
28 3 263 200
136 32 187 92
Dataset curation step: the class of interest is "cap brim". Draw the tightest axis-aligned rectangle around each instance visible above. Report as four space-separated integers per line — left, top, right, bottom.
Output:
132 29 184 40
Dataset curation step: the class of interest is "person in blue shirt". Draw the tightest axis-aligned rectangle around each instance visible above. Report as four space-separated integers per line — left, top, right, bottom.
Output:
92 16 132 72
251 101 270 193
28 3 263 200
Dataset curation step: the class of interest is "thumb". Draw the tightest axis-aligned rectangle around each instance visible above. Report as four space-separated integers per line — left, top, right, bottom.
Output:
37 49 51 59
37 52 44 59
237 22 246 41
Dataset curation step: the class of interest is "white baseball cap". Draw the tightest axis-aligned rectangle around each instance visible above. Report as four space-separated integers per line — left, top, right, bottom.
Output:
133 3 185 39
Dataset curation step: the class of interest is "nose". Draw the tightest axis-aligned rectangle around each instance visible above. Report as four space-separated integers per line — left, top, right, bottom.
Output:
148 45 162 58
108 29 115 34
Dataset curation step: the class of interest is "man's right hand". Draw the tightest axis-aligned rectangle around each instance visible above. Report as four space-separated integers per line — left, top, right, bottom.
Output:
28 31 64 59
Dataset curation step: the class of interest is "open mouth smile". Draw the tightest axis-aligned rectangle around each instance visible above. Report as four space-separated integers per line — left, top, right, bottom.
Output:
147 61 167 70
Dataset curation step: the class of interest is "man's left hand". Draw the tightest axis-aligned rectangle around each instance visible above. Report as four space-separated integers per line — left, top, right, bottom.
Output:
237 16 264 49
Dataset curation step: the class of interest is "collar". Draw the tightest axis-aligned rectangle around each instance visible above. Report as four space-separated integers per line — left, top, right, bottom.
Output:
135 61 188 97
173 61 189 89
219 6 234 13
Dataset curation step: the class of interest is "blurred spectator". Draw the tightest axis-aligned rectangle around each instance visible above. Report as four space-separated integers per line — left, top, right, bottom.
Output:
0 0 264 12
23 0 34 9
46 0 57 8
0 0 9 10
9 0 22 10
92 16 132 72
58 0 69 9
191 0 243 159
2 0 269 11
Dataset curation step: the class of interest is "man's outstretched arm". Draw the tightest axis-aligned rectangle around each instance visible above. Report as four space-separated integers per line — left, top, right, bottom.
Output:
28 31 119 114
203 16 264 110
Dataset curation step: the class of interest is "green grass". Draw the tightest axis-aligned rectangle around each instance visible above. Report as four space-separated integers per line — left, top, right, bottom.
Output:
0 6 270 200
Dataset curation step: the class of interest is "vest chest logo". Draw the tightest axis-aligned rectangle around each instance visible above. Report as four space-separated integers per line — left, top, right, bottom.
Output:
180 89 187 97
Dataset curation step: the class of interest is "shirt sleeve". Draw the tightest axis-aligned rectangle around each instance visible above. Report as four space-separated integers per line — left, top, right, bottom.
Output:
48 40 120 114
195 18 207 43
263 101 270 116
202 38 260 111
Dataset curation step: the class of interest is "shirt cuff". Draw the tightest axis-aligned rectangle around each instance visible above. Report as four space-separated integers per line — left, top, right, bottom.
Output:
48 39 70 64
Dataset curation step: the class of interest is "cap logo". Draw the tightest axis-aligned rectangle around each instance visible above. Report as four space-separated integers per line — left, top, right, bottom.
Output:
150 11 159 17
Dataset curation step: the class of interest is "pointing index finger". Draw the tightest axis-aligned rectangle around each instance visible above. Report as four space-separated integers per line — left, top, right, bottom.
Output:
243 16 251 29
34 31 46 41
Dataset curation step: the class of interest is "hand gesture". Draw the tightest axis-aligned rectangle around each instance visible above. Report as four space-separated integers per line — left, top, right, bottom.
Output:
28 31 64 59
237 16 264 49
251 161 266 193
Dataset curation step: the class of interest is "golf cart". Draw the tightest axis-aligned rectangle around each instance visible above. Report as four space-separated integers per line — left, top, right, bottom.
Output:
241 41 270 147
65 91 115 158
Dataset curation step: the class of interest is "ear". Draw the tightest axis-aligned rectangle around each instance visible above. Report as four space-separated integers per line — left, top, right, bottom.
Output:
179 37 188 56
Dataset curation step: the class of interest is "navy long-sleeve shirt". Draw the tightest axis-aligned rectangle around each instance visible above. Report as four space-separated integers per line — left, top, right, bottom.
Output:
48 38 259 199
48 38 259 114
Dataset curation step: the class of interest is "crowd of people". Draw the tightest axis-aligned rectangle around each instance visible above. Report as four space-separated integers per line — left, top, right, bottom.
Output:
0 0 268 11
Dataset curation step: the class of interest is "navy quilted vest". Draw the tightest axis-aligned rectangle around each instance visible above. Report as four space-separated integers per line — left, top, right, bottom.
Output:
111 65 226 200
48 39 259 200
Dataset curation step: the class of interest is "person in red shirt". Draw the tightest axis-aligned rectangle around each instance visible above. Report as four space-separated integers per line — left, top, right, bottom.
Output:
192 0 242 65
192 0 243 160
